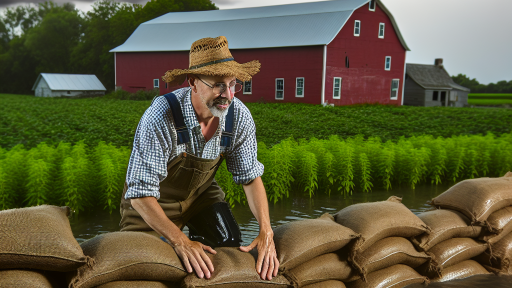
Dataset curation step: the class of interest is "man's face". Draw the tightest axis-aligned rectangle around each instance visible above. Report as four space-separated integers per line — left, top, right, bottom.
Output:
191 74 236 117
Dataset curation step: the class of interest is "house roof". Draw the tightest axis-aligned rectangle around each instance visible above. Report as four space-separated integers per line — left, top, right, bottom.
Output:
110 0 409 52
406 64 470 92
32 73 107 91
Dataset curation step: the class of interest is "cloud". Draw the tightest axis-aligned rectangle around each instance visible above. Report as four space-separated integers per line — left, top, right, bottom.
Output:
211 0 238 5
0 0 150 9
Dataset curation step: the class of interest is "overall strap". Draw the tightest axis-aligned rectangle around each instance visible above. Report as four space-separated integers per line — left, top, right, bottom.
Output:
220 103 235 147
163 93 190 145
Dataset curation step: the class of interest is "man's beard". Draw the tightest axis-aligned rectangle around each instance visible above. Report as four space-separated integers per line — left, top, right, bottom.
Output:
204 96 231 118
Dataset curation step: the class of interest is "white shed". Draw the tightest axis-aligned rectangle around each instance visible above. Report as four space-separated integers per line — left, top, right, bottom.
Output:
32 73 107 97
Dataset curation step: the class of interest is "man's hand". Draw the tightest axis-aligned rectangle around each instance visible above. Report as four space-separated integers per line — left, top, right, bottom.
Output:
168 234 217 279
239 228 279 280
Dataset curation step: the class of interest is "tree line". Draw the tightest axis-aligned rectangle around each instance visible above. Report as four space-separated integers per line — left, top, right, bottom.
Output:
452 74 512 94
0 0 217 95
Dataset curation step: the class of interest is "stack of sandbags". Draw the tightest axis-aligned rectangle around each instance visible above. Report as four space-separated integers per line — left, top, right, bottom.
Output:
424 172 512 281
0 205 92 288
333 196 431 287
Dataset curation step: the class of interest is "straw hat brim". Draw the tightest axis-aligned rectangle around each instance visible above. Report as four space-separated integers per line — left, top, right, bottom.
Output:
162 60 261 87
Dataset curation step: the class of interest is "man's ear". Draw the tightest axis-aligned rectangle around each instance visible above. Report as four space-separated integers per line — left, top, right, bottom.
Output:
187 74 197 93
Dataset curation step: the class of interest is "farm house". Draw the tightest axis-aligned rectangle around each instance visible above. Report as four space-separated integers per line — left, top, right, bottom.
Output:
403 59 470 107
111 0 409 105
32 73 107 97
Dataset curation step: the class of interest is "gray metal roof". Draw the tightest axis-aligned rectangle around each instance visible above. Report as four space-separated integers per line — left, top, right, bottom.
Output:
406 64 470 92
32 73 107 91
111 0 409 52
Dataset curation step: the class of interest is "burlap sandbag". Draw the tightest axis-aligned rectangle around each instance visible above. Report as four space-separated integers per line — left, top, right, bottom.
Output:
95 281 178 288
416 238 488 278
479 206 512 244
181 247 290 288
475 231 512 273
431 260 491 282
430 173 512 225
284 250 359 287
302 280 346 288
0 270 65 288
0 205 91 272
334 196 430 253
345 264 429 288
412 209 483 251
68 231 187 288
274 213 359 272
350 237 431 279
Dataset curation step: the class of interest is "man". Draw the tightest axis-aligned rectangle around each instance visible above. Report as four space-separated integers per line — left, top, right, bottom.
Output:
119 36 279 281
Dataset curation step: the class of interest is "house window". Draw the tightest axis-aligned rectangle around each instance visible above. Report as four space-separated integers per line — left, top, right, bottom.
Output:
379 23 385 38
296 77 304 97
385 56 391 70
354 20 361 36
153 79 159 88
333 77 342 99
345 56 350 68
369 0 376 11
433 91 439 101
243 79 252 94
276 78 284 100
390 79 399 100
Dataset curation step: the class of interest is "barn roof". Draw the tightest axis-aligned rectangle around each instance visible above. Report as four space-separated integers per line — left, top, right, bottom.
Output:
110 0 409 52
406 64 470 92
32 73 107 91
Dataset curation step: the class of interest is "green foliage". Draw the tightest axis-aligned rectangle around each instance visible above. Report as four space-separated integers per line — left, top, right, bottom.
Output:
215 161 245 207
259 140 295 204
452 74 512 94
104 88 159 101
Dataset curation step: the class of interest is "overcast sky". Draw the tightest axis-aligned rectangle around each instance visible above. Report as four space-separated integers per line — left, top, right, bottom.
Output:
1 0 511 84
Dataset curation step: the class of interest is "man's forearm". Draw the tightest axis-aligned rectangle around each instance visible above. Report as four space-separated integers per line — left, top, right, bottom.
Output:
243 177 272 232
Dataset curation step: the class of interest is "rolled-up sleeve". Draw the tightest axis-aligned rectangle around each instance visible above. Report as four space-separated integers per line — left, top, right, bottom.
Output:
225 104 264 185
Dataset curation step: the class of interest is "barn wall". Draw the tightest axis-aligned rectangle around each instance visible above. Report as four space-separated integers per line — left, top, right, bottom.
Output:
425 90 443 107
325 2 406 106
403 76 425 106
35 78 51 97
115 46 324 104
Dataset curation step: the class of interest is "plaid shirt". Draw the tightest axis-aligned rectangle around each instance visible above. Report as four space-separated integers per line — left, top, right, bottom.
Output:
125 87 264 199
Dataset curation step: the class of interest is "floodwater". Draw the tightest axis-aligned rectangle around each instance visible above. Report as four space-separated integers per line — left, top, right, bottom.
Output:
69 183 512 287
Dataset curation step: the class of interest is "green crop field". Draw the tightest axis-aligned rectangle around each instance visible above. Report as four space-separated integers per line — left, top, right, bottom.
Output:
468 99 512 106
1 93 512 150
468 93 512 99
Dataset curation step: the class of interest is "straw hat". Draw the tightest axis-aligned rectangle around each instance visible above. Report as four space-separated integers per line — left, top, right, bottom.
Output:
162 36 261 87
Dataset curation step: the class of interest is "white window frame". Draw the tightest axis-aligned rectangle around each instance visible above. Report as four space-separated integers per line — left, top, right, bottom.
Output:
390 79 399 100
333 77 342 99
275 78 284 100
153 79 159 88
354 20 361 36
295 77 304 98
369 0 376 11
243 79 252 94
385 56 391 71
379 23 385 39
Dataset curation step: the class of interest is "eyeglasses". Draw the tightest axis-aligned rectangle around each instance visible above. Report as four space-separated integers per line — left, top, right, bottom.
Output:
196 76 243 96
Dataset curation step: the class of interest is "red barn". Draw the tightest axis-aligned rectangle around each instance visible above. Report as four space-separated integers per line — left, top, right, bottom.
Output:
111 0 409 105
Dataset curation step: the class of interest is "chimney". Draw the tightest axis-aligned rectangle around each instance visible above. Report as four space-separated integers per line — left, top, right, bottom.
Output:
435 58 443 67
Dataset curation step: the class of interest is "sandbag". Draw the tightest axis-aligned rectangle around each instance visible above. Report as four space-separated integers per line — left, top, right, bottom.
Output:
350 237 430 279
479 206 512 243
334 196 430 253
284 251 359 287
475 231 512 273
345 264 428 288
181 247 290 288
430 173 512 225
412 209 483 251
0 205 91 272
416 238 488 278
274 213 359 272
0 270 65 288
68 231 187 288
302 280 346 288
95 281 178 288
431 260 491 282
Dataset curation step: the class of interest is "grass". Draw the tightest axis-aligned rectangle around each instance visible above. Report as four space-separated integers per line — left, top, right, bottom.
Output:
468 93 512 99
468 99 512 106
1 93 512 150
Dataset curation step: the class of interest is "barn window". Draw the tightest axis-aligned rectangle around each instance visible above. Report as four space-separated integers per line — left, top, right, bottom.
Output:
390 79 399 99
379 23 385 38
276 78 284 100
296 77 304 97
243 79 252 94
153 79 159 88
433 91 439 101
345 56 350 68
67 91 71 94
333 77 342 99
385 56 391 70
369 0 376 11
165 82 168 89
354 20 361 36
